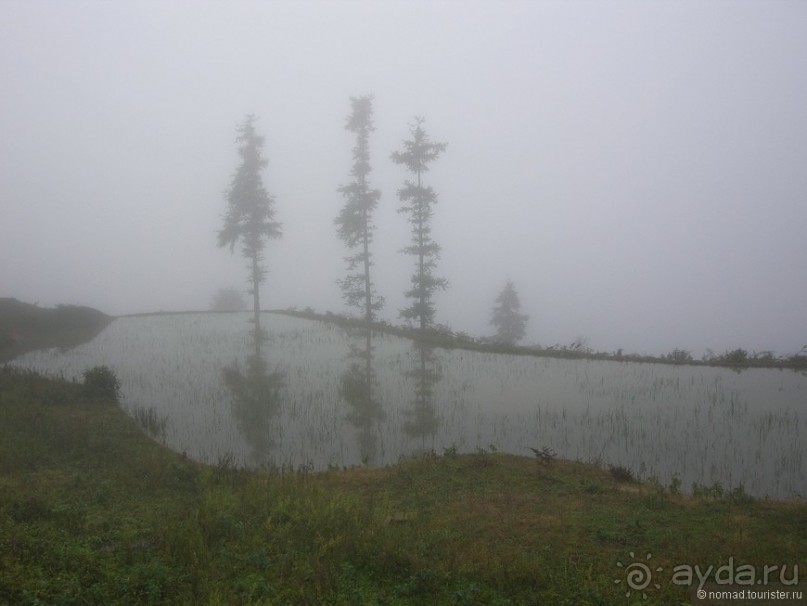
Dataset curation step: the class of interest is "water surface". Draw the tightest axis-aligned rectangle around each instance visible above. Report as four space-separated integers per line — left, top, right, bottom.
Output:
10 312 805 499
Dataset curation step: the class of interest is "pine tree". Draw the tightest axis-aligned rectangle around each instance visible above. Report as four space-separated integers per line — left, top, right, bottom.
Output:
391 117 448 331
335 95 383 322
218 115 281 336
490 280 529 345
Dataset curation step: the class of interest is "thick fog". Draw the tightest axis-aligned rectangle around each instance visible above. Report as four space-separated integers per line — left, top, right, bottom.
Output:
2 1 805 357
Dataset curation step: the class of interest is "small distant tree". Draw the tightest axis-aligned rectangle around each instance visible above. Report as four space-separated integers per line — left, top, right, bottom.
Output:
391 117 448 331
210 288 248 312
217 115 282 336
334 95 383 323
490 280 529 345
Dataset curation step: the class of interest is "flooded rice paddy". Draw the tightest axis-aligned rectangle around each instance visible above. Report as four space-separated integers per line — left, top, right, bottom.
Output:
9 312 805 499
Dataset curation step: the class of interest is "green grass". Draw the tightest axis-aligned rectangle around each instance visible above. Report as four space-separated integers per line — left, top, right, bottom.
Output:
1 367 804 605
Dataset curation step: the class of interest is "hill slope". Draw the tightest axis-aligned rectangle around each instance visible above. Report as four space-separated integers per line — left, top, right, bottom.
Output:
0 298 111 362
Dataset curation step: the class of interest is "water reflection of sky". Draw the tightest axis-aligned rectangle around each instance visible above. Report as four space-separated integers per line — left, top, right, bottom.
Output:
11 312 805 499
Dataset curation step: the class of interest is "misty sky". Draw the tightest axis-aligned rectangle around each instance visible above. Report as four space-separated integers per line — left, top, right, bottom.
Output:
2 0 806 357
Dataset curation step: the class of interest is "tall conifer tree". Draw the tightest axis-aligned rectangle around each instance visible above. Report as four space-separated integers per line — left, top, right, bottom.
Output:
391 117 447 331
335 95 383 322
218 115 281 337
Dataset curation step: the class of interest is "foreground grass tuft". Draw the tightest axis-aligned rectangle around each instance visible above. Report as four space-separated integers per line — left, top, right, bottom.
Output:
1 367 804 605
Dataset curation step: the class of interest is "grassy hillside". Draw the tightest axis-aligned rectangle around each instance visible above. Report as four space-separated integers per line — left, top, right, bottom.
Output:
0 298 111 363
0 367 804 605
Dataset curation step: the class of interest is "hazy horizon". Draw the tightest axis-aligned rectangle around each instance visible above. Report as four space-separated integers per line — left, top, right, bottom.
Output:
2 0 806 357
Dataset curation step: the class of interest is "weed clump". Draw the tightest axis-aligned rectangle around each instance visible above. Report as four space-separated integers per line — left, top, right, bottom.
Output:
608 464 636 483
528 446 557 465
82 365 120 401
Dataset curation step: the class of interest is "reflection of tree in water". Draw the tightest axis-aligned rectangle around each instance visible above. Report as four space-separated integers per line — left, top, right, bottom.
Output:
223 329 285 466
404 342 441 446
340 328 385 464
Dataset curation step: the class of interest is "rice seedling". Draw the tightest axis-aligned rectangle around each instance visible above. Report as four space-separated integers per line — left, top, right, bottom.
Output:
8 311 805 499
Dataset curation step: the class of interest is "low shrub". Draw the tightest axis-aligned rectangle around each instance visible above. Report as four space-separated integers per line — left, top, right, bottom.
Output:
82 365 120 401
664 348 693 363
720 348 749 365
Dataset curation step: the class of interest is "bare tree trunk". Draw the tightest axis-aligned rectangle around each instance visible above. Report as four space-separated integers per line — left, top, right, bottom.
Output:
251 253 261 337
362 207 372 325
417 170 426 332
